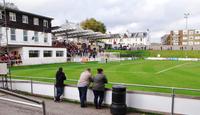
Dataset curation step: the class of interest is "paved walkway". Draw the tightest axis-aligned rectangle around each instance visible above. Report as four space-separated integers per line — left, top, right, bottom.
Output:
0 93 141 115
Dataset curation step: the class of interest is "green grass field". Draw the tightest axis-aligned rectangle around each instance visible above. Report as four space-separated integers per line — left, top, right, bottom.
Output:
11 60 200 96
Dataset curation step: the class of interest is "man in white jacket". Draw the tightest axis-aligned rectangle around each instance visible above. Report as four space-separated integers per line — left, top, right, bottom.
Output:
77 68 92 107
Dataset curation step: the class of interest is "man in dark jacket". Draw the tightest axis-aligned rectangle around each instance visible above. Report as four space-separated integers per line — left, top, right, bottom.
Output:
92 68 108 109
55 67 66 102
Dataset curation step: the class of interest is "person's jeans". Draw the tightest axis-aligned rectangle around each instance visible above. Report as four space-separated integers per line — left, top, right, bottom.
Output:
93 90 104 108
78 86 88 107
55 86 64 101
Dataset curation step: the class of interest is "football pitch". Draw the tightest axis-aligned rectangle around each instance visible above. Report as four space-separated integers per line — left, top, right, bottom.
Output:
11 60 200 96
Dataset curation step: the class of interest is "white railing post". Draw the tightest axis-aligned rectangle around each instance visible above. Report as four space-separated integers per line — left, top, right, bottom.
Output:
30 78 33 94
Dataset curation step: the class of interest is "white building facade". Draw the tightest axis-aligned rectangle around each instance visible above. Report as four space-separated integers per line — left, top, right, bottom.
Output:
0 27 52 46
9 47 67 65
0 5 67 65
161 29 200 46
102 32 150 48
182 29 200 45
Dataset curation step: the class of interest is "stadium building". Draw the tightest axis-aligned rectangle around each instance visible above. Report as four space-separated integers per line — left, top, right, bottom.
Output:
52 21 114 61
0 3 67 65
161 29 200 45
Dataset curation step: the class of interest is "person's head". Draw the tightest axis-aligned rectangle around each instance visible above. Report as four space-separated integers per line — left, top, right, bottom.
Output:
58 67 63 72
86 68 91 72
97 68 103 74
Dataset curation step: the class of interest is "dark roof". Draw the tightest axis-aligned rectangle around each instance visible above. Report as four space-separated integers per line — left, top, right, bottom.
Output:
110 34 121 38
0 6 54 20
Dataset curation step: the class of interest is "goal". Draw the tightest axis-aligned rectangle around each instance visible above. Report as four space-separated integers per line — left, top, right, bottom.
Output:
98 52 121 63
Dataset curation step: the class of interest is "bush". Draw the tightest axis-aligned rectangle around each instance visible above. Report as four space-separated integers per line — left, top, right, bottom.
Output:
106 50 200 58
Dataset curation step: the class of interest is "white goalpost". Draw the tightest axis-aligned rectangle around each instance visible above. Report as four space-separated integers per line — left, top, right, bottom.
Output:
98 52 121 63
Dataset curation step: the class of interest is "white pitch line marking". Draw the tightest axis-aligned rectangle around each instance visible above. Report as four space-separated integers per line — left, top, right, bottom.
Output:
105 70 146 74
156 62 191 74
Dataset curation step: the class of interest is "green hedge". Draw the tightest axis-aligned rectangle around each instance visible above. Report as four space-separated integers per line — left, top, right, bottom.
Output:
106 50 200 58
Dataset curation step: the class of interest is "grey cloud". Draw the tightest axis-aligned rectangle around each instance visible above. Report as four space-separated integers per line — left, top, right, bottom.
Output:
8 0 200 42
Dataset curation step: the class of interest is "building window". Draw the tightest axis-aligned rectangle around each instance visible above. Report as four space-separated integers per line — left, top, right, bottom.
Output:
9 12 16 21
33 18 39 25
195 42 199 45
189 31 194 34
183 42 187 45
43 20 48 28
44 33 48 43
56 51 64 57
22 15 28 24
10 28 16 40
43 50 52 57
189 41 193 45
29 50 39 58
196 36 200 39
34 31 38 42
23 30 28 41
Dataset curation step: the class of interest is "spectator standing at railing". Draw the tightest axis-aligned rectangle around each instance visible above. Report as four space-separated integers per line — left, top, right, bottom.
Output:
92 48 97 59
77 68 92 107
55 67 66 102
92 68 108 109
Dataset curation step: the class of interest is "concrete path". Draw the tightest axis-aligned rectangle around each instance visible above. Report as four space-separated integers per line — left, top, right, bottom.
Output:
0 93 141 115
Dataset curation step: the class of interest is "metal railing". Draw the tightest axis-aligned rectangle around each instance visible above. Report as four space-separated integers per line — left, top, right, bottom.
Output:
0 88 46 115
0 74 12 90
5 76 200 115
108 81 200 115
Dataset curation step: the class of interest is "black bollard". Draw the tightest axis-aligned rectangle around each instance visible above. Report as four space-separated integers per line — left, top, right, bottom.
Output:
111 85 127 115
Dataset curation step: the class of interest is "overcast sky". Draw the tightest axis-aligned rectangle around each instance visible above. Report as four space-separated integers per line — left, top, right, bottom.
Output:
6 0 200 43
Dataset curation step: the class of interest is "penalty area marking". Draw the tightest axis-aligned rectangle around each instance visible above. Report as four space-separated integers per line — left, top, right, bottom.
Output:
105 70 146 74
155 62 191 74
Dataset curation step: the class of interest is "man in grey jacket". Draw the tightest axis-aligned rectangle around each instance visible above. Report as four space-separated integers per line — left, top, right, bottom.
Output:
77 68 92 107
92 68 108 109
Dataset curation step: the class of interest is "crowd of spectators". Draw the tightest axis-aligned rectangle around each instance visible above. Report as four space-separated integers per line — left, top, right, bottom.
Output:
0 51 22 66
53 40 104 58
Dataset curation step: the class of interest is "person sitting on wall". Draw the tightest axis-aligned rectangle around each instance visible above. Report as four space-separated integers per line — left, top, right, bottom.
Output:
92 68 108 109
55 67 66 102
77 68 93 107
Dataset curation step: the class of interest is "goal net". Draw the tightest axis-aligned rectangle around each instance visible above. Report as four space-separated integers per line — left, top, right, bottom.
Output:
98 52 121 63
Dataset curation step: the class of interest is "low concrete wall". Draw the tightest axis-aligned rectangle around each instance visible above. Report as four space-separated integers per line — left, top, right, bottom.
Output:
8 81 200 115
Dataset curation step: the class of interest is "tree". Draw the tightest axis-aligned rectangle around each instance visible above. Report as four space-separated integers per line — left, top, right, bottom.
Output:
81 18 106 33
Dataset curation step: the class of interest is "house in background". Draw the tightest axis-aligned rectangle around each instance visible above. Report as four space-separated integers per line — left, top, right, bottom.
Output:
161 29 200 46
0 3 66 65
102 31 150 49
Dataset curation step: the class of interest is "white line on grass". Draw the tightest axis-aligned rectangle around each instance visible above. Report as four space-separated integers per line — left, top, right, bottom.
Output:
12 63 99 71
155 62 191 74
119 62 145 66
105 70 146 74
